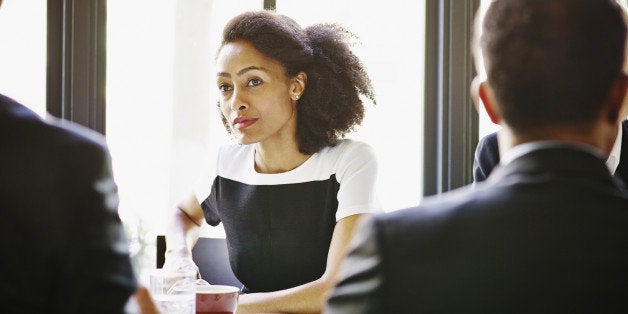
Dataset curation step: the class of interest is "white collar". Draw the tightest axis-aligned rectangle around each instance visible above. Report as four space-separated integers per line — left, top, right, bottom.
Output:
606 124 623 175
501 141 603 167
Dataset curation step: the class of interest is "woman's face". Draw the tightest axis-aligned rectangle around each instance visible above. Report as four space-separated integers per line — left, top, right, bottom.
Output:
216 40 301 146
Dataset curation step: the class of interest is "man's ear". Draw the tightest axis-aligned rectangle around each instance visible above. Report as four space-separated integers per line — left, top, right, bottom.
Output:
603 73 628 125
478 81 502 125
470 76 483 115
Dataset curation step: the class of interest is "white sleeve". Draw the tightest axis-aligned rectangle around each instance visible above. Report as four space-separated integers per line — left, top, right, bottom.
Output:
335 141 383 221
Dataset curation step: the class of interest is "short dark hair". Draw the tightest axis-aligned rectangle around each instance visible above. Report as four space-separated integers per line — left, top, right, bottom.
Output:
479 0 626 134
218 10 375 154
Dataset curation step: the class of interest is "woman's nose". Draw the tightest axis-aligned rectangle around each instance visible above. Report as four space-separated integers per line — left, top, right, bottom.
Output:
231 90 248 111
231 103 247 111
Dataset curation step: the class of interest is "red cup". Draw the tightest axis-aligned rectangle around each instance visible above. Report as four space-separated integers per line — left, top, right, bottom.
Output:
195 285 240 314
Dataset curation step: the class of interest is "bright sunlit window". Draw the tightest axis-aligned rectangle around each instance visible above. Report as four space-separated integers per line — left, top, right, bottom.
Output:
0 0 46 116
107 0 261 270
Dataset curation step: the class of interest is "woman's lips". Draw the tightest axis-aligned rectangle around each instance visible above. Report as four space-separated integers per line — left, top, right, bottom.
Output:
233 116 258 130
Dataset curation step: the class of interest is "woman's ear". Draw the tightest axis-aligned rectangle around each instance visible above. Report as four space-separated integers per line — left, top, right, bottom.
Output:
290 71 307 101
478 81 502 125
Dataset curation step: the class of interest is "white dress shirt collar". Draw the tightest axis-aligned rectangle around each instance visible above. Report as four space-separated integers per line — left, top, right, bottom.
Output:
606 124 623 175
501 141 604 168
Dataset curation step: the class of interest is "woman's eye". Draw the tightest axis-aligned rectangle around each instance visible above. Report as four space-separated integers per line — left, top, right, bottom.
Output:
218 84 232 92
247 78 262 87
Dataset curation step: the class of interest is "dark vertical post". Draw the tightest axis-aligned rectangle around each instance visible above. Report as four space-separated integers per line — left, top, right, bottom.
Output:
46 0 107 134
47 0 64 119
423 0 479 196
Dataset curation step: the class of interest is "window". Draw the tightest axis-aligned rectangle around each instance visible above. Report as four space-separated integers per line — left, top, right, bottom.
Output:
422 0 479 194
0 1 47 116
107 0 262 271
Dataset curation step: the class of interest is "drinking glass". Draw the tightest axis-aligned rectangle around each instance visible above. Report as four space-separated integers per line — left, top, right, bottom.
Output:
149 268 196 314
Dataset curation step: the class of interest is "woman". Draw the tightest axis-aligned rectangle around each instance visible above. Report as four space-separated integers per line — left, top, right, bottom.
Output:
164 10 381 313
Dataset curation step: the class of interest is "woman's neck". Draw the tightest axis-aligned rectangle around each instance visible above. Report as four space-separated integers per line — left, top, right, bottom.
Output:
254 141 311 174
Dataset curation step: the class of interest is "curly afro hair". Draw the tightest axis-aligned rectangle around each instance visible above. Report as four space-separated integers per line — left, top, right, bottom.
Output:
218 10 376 154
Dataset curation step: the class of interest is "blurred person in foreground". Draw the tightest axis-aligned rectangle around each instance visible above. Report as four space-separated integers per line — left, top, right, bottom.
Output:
0 0 139 312
325 0 628 313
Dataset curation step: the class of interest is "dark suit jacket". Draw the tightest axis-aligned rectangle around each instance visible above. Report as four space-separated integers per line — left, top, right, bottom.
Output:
0 94 136 313
326 145 628 313
473 120 628 184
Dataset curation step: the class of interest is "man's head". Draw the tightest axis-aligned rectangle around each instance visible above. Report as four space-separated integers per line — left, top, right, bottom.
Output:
475 0 626 136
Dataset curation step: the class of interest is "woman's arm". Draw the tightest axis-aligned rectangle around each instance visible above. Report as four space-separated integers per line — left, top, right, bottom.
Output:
163 193 205 273
236 214 364 314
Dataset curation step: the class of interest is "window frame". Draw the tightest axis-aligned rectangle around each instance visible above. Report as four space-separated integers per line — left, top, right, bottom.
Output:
47 0 107 134
423 0 480 196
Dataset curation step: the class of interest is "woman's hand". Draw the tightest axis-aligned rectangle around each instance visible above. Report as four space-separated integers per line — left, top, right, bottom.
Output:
163 250 200 278
165 193 206 278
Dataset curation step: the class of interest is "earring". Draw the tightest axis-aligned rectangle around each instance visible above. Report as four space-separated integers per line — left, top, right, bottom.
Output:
293 94 300 100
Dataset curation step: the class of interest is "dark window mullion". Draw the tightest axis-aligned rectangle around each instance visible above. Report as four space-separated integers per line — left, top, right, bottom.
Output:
46 0 107 135
423 0 479 196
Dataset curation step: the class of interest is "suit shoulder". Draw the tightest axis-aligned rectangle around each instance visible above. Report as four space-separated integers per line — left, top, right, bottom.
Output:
46 117 108 152
1 96 109 163
373 180 516 239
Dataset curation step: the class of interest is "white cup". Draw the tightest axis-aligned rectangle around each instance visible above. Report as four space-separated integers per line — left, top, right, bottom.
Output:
196 285 240 314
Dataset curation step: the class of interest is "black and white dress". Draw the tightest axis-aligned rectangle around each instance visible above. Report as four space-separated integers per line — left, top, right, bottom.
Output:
194 139 382 293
